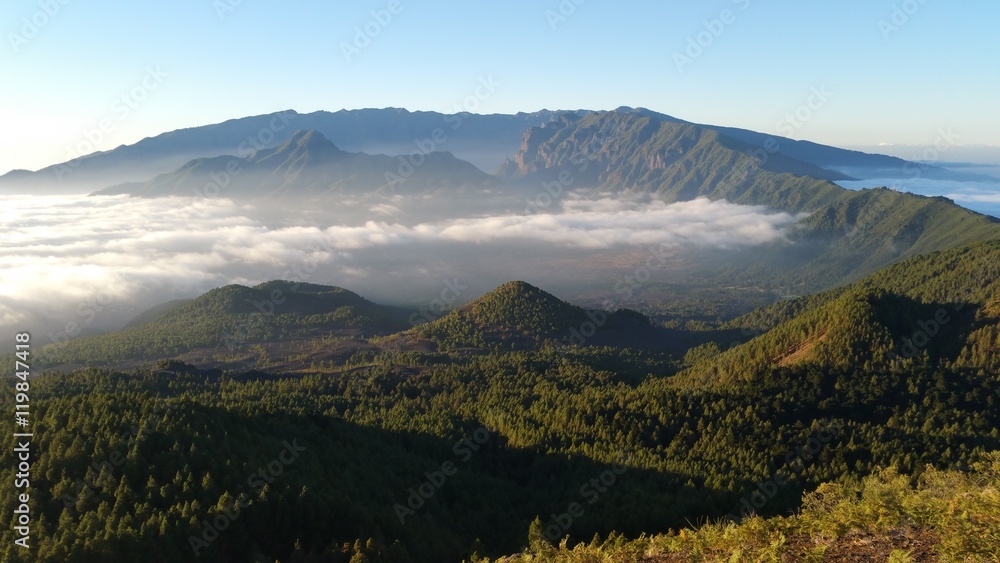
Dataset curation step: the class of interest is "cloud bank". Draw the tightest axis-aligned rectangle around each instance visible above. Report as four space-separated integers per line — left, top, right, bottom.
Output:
0 194 800 341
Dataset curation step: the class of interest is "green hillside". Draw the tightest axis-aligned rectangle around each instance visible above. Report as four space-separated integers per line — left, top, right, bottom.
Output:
8 245 1000 561
5 340 998 560
411 281 601 350
494 455 1000 561
679 239 1000 387
35 281 408 367
383 280 674 356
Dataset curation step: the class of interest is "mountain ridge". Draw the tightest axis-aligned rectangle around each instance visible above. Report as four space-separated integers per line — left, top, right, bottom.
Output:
3 106 986 194
0 108 572 193
503 111 1000 289
92 129 498 199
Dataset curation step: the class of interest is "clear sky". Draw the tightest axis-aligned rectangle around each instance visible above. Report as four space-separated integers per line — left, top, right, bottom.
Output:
2 0 998 174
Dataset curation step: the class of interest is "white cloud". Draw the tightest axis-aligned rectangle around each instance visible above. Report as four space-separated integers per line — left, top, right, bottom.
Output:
0 193 801 340
405 197 802 249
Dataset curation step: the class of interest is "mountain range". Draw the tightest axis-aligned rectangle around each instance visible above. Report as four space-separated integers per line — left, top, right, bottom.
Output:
0 108 564 193
3 106 992 195
508 111 1000 289
93 129 497 199
21 109 977 294
8 105 999 292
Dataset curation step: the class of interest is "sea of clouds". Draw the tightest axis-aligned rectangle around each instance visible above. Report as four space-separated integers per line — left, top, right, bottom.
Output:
0 193 802 343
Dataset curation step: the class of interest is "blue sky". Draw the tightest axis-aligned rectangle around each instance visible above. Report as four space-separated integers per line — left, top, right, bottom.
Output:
2 0 998 174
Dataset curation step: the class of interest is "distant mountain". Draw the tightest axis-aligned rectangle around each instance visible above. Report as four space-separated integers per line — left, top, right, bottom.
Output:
501 111 849 209
505 111 1000 288
0 108 570 194
36 280 409 367
613 106 995 182
93 130 497 199
3 106 983 196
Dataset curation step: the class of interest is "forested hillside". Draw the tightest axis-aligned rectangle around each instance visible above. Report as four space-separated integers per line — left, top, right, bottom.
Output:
400 281 659 353
6 237 999 562
681 239 1000 387
494 456 1000 561
3 337 998 560
35 281 409 368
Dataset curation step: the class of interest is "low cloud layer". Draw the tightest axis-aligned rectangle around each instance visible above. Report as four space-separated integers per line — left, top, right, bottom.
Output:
0 194 800 342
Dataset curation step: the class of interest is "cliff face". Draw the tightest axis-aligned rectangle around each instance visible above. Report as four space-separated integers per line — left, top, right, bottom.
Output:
503 111 718 189
505 114 579 176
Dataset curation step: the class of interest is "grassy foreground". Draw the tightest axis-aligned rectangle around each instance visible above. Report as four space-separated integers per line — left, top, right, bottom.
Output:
489 454 1000 562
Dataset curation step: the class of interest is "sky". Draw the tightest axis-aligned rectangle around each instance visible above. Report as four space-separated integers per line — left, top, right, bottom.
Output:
2 0 999 174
